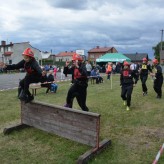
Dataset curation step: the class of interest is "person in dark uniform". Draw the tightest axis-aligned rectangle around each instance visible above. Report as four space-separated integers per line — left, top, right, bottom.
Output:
64 53 89 111
151 59 163 99
0 48 43 103
120 61 138 111
139 58 152 96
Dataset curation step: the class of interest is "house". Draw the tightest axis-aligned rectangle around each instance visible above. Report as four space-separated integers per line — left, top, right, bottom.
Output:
55 51 85 62
88 46 118 63
48 54 56 61
124 53 149 63
55 51 75 62
0 40 42 64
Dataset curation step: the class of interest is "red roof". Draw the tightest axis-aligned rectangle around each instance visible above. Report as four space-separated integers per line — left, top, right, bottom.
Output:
88 46 113 53
55 51 75 57
4 52 13 56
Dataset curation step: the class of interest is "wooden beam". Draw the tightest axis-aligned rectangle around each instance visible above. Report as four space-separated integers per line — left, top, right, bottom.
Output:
77 139 111 164
3 124 30 135
21 101 100 147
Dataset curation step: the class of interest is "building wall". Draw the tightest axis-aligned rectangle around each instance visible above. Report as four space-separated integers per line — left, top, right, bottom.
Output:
55 56 72 62
11 43 41 64
0 43 12 63
88 48 117 63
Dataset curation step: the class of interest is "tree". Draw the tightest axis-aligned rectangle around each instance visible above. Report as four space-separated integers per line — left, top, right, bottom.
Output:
152 41 164 60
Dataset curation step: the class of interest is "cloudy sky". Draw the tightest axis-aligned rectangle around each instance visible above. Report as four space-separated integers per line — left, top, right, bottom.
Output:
0 0 163 58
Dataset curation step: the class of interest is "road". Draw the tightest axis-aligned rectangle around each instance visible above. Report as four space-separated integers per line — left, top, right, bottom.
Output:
0 72 71 91
0 73 25 91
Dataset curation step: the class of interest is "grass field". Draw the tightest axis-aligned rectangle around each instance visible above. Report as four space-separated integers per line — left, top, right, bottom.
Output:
0 74 164 164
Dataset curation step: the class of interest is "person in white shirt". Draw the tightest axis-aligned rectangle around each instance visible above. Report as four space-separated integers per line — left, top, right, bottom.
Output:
60 66 65 80
85 61 92 76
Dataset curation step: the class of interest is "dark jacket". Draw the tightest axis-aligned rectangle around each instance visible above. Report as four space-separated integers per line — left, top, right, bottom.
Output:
47 74 54 82
40 75 48 83
64 63 88 83
154 64 163 79
140 64 152 76
120 69 138 86
6 59 42 78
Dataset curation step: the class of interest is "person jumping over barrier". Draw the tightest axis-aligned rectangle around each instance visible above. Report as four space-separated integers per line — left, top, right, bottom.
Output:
64 53 89 111
120 61 138 111
150 59 163 99
139 57 152 96
0 48 43 103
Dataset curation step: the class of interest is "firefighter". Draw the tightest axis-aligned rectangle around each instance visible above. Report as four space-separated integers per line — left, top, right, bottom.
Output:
139 58 152 96
151 59 163 99
64 53 89 111
120 61 138 111
0 48 43 103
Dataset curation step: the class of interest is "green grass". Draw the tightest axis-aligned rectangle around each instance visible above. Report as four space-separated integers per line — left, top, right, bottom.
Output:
0 75 164 164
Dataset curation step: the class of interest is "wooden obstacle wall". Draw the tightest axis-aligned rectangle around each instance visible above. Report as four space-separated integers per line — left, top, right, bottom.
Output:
21 101 100 147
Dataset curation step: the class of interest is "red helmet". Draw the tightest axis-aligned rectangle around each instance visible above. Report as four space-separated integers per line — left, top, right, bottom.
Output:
123 61 129 66
153 59 158 64
22 48 34 58
72 53 82 61
142 58 147 61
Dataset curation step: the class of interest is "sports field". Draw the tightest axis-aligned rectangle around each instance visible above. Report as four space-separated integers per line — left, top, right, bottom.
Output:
0 75 163 164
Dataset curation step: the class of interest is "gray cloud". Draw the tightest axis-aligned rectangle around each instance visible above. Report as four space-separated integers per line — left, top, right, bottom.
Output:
0 0 164 58
46 0 89 10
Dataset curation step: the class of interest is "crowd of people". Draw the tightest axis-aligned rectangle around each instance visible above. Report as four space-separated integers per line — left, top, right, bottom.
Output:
0 48 163 111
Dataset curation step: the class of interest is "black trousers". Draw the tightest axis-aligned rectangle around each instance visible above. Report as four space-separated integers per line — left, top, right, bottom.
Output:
154 78 163 97
66 81 89 111
41 83 51 93
19 75 41 97
87 71 91 76
140 75 148 92
121 85 133 107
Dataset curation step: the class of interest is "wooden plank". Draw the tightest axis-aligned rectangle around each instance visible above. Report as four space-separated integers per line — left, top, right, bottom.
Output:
22 109 98 132
21 101 100 147
3 124 30 135
77 139 112 164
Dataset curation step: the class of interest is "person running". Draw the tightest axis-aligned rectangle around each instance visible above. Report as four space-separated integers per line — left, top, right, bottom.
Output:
151 59 163 99
64 53 89 111
139 58 152 96
120 61 138 111
0 48 43 103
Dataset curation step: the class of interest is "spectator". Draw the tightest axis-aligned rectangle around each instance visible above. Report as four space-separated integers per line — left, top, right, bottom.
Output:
91 67 99 84
47 70 58 93
106 62 112 80
85 60 92 76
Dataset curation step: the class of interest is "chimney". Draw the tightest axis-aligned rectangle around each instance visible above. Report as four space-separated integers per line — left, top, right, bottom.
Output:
96 46 99 49
1 40 6 46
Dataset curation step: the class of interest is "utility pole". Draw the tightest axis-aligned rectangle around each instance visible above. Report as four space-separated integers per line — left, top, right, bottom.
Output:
160 29 164 64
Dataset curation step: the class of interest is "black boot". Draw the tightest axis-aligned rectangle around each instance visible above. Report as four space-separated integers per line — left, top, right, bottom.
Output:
18 91 28 101
25 95 34 103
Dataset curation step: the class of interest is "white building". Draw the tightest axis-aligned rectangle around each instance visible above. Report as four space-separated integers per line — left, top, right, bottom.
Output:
0 41 42 64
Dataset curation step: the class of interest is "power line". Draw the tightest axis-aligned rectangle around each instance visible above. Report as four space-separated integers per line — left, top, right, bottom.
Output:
160 29 163 64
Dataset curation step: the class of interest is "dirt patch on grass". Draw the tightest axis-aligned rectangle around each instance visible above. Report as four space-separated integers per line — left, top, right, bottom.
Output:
117 126 164 151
